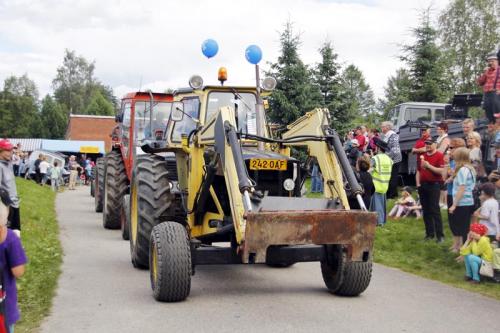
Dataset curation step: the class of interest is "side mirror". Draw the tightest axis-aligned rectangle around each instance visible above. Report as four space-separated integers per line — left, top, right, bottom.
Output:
171 102 184 122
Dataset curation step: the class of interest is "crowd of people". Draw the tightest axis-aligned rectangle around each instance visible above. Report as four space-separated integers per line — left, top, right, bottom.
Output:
337 51 500 284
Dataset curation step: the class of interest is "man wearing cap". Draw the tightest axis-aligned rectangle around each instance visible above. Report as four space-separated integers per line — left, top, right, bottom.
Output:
369 137 393 226
477 52 500 123
0 139 21 235
419 137 446 242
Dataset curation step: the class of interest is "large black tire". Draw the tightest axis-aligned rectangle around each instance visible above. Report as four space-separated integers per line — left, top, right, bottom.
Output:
321 245 372 296
150 222 191 302
90 177 95 197
94 158 105 212
129 155 175 269
121 194 130 240
102 151 128 229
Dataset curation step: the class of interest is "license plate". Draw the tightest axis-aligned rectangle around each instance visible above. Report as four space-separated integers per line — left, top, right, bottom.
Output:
249 159 287 171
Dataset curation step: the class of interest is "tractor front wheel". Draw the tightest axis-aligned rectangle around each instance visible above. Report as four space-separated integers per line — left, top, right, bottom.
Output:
320 245 372 296
150 222 191 302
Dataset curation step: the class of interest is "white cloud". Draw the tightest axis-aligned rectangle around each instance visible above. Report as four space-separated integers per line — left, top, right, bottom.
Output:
0 0 451 100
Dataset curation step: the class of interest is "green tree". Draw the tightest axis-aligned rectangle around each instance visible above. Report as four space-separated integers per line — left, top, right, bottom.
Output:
379 68 412 118
439 0 500 93
52 49 116 115
313 40 348 132
401 9 448 102
0 75 40 137
83 90 115 116
40 95 68 139
341 64 378 128
266 21 323 126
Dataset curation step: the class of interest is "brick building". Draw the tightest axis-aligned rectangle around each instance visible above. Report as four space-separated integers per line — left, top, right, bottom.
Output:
65 115 116 152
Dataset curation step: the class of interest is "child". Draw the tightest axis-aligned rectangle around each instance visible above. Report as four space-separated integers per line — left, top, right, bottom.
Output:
0 201 27 332
473 182 499 245
388 187 416 219
356 157 374 210
50 161 62 192
459 223 493 284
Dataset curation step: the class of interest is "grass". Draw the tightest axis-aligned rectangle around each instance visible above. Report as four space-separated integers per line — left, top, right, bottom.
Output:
304 179 500 300
14 178 62 332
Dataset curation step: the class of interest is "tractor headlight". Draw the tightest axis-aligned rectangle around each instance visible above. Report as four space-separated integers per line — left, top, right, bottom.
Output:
189 75 204 89
283 178 295 192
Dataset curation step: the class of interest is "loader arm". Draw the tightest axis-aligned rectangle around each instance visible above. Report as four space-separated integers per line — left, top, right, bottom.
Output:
196 106 253 244
281 108 351 208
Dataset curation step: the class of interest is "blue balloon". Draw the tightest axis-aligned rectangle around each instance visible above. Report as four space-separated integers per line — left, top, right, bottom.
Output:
201 39 219 58
245 45 262 65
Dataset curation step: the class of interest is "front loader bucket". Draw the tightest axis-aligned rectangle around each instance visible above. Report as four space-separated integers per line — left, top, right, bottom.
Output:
243 210 376 264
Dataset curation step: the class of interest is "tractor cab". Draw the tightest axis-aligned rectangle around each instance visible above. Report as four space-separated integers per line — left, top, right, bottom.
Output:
115 91 174 179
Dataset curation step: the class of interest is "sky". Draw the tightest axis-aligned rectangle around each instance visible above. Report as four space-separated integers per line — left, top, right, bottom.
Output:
0 0 451 100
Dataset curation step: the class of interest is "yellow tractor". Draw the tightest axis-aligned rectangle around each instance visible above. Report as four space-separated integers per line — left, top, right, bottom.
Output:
129 73 376 302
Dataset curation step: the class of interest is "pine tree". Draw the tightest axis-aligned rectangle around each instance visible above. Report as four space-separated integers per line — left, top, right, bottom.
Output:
266 21 323 126
401 9 448 102
313 41 347 132
341 65 378 128
439 0 500 93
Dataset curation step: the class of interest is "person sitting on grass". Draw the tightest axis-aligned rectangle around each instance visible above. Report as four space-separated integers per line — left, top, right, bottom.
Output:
0 199 27 332
460 223 492 284
473 182 499 245
388 186 416 220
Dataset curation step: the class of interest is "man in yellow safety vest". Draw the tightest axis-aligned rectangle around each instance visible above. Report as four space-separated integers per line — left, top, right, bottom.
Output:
370 137 394 226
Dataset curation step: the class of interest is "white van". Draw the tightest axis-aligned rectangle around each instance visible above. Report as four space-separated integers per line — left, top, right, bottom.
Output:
22 150 68 179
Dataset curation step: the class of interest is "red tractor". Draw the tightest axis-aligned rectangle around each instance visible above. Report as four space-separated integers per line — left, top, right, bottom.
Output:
93 91 174 239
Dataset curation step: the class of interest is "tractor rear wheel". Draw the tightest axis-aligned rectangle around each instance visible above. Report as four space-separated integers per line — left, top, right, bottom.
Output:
102 151 128 229
150 222 191 302
129 155 174 269
94 158 105 212
320 245 372 296
121 194 130 240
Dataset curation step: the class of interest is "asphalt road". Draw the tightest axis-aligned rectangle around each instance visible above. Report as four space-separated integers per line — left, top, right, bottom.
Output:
40 186 500 333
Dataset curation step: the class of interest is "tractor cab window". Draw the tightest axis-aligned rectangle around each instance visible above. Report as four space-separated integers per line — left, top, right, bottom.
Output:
134 101 172 142
404 108 431 122
206 92 257 134
172 97 200 142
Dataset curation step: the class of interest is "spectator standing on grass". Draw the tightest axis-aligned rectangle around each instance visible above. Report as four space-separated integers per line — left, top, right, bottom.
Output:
348 139 362 168
354 127 366 153
460 223 492 284
445 138 467 252
437 123 450 209
310 160 322 194
33 154 42 184
356 157 374 209
449 147 476 246
0 140 21 236
419 137 446 243
39 156 50 186
473 182 499 244
466 132 485 179
476 52 500 123
68 155 78 190
369 137 393 226
0 200 27 333
380 121 402 199
488 170 500 200
10 148 20 178
50 161 62 192
412 127 432 188
367 128 380 154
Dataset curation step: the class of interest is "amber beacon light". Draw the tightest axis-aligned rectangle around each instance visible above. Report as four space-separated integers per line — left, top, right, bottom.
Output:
218 67 228 85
